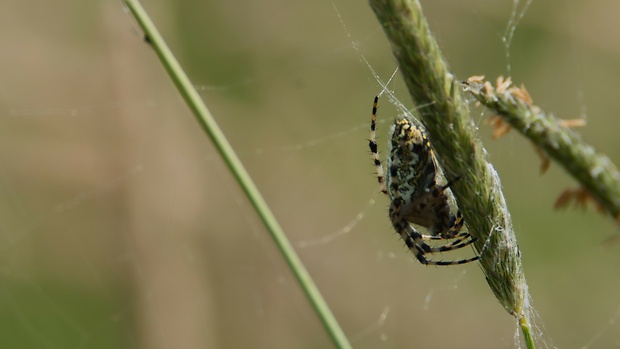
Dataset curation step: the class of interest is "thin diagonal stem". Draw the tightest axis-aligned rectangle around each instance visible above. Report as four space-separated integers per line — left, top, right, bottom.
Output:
122 1 352 348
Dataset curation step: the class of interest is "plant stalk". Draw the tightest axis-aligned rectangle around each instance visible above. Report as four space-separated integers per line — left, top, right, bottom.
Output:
122 1 352 348
465 76 620 221
368 0 534 347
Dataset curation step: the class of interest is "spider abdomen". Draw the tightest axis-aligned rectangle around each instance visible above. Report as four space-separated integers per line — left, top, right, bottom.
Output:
386 116 456 235
386 117 436 204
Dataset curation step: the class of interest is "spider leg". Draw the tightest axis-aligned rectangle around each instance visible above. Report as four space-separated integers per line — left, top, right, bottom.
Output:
421 232 475 250
405 224 480 266
416 227 496 266
414 229 477 254
391 215 481 266
432 177 460 197
441 210 465 239
437 176 461 192
419 209 477 251
423 231 468 240
417 252 481 266
369 96 388 195
420 219 470 244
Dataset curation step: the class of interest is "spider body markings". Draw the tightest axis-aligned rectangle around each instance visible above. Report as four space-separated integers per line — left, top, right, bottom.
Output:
369 96 482 266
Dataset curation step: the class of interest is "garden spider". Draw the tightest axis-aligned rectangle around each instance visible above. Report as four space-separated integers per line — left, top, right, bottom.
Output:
369 95 483 266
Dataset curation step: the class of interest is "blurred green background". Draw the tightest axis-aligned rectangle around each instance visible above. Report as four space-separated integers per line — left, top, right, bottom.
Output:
0 0 619 348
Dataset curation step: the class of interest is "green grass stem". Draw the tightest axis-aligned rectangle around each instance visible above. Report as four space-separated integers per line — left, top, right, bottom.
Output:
368 0 535 348
122 1 352 348
465 77 620 221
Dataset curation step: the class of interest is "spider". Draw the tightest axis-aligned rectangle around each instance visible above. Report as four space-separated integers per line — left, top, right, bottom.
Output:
369 95 483 266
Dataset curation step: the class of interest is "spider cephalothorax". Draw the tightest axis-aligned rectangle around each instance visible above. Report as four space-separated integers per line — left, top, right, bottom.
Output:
370 95 482 266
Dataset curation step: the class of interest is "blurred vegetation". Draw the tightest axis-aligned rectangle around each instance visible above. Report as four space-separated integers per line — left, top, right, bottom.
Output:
0 1 619 348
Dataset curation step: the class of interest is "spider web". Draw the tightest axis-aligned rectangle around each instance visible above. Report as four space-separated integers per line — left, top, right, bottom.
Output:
0 1 619 348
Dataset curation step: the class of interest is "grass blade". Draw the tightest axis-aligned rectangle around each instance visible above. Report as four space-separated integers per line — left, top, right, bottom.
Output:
122 1 352 347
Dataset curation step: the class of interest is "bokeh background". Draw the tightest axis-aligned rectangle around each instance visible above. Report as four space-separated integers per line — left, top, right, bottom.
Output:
1 0 619 348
